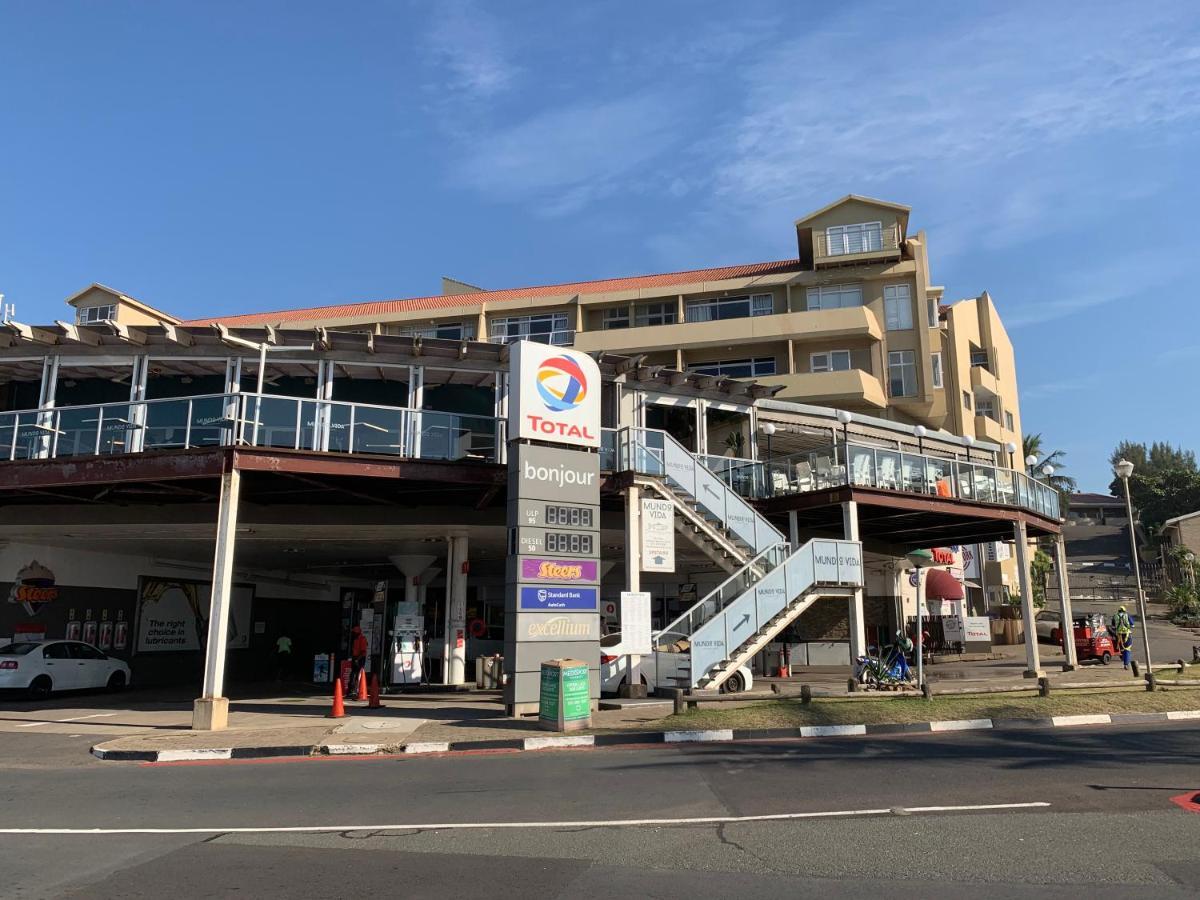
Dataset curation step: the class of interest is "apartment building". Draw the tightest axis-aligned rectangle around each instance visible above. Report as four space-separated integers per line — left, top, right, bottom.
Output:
62 196 1022 446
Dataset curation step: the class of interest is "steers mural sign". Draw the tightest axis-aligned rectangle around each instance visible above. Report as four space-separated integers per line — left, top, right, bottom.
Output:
509 342 602 448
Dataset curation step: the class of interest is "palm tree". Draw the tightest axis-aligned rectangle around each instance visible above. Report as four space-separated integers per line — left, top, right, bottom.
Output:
1022 433 1078 498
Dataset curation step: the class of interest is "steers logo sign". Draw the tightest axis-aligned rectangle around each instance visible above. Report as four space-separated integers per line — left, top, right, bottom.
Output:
7 560 58 617
510 342 601 447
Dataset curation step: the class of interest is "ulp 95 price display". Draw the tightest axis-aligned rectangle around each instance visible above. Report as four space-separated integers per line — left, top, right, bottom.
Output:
544 504 594 529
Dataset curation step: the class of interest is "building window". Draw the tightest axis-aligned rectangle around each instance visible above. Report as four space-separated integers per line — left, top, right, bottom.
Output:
810 350 852 373
601 307 630 330
490 313 571 345
688 357 777 378
963 390 972 410
970 345 990 368
825 222 883 256
1005 410 1015 431
806 284 863 311
884 284 913 330
78 305 116 324
931 352 944 388
976 395 997 420
390 321 476 340
888 350 917 397
927 298 939 328
634 302 676 327
687 293 774 322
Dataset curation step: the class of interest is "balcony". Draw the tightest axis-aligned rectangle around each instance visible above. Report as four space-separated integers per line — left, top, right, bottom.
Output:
975 414 1004 443
970 363 1000 396
812 223 902 267
0 394 505 465
572 306 881 355
757 369 887 409
755 440 1061 520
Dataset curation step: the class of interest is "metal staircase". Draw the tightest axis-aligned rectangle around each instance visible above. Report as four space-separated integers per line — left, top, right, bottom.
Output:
619 427 863 691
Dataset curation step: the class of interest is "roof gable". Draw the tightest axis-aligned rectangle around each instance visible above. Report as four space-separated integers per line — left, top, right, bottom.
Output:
794 194 911 226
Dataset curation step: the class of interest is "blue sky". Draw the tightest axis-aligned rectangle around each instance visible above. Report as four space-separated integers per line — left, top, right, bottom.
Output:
2 1 1198 491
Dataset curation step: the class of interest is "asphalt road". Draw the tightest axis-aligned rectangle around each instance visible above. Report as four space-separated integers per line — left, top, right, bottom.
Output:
1 723 1198 898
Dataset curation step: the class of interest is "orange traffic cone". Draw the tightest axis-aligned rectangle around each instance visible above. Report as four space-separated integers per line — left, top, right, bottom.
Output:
328 677 346 719
357 668 368 702
368 673 382 709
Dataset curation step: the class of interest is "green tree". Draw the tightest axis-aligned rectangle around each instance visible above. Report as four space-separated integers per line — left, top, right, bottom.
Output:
1108 440 1200 536
1030 549 1053 609
1021 433 1078 499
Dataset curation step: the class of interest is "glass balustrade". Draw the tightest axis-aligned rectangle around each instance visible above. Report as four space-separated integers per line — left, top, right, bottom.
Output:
0 393 506 465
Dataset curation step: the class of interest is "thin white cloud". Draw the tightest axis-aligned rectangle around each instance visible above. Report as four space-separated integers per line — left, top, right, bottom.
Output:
1021 374 1103 401
449 92 692 216
425 1 517 99
713 4 1200 210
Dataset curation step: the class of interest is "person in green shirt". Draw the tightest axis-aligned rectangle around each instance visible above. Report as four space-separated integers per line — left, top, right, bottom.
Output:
275 634 293 681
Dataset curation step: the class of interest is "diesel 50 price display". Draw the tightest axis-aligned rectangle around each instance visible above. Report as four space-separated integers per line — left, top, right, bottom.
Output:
511 527 596 557
545 532 594 555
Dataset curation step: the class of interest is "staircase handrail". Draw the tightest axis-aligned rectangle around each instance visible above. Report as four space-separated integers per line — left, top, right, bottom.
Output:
657 540 791 640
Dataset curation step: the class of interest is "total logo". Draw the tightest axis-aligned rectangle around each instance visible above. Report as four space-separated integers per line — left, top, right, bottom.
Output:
536 356 588 412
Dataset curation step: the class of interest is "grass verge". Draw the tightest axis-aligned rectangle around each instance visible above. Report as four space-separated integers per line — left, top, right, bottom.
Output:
655 687 1200 730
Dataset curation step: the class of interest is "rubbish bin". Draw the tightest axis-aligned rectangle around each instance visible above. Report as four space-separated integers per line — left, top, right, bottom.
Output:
538 658 592 732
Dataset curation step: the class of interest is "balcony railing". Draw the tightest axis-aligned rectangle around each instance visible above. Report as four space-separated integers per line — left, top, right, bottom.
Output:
488 330 575 347
0 393 505 464
813 223 901 261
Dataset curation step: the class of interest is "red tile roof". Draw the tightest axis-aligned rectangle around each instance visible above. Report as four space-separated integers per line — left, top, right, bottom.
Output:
182 258 804 327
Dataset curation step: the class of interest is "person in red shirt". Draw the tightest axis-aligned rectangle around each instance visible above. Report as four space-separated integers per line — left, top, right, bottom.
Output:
348 625 369 699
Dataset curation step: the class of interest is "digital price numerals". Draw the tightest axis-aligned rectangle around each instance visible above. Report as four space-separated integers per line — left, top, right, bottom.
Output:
545 532 594 555
544 504 594 529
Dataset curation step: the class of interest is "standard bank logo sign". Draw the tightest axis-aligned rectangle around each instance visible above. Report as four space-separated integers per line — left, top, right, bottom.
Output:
510 342 601 448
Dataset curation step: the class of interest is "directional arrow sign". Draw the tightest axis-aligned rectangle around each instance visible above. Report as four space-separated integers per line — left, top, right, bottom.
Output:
734 613 751 631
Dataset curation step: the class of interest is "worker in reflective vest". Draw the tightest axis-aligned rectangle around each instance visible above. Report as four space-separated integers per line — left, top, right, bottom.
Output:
1111 607 1134 669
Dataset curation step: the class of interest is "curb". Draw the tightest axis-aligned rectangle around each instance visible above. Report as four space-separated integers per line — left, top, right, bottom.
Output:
90 708 1200 763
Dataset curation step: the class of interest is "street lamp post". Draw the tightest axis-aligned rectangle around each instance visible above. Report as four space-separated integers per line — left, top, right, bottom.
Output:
762 422 776 497
1005 441 1017 470
914 424 927 456
1186 551 1197 589
906 549 937 693
1114 459 1153 671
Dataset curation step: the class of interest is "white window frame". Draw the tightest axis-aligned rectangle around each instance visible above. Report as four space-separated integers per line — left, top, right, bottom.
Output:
805 283 863 311
962 390 972 410
1005 410 1015 431
970 346 990 368
825 221 883 256
975 395 997 420
489 312 571 346
634 302 676 327
927 297 938 328
601 307 630 330
884 284 913 331
687 357 777 378
930 352 944 389
391 321 475 340
687 293 774 323
887 350 917 398
810 350 852 373
78 304 116 324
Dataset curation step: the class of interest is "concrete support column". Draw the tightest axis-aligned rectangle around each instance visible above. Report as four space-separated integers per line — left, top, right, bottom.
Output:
788 511 800 552
625 484 641 593
842 500 866 659
1054 533 1078 670
1013 521 1044 678
447 534 469 685
193 467 241 730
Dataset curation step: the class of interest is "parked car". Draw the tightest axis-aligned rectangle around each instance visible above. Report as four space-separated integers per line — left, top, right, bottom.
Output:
0 640 131 697
600 630 753 694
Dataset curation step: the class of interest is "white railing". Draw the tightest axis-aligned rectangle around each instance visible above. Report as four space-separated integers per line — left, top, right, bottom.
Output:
0 393 506 464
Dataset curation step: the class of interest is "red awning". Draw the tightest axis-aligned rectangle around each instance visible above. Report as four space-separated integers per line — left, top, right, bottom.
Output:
925 568 965 601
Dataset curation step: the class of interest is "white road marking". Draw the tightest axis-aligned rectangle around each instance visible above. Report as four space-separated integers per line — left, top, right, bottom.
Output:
1051 714 1112 727
16 714 118 728
664 729 735 742
929 719 993 732
0 801 1052 835
800 724 867 738
1166 710 1200 720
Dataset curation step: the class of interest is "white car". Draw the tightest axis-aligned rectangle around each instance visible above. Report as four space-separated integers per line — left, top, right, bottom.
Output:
600 630 754 694
0 640 131 697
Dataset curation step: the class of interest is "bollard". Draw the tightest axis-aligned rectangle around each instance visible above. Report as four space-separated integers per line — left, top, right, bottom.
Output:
921 682 932 700
1179 659 1187 674
1146 672 1157 692
848 677 859 693
801 684 812 704
1038 676 1051 698
1131 660 1140 678
673 691 685 715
